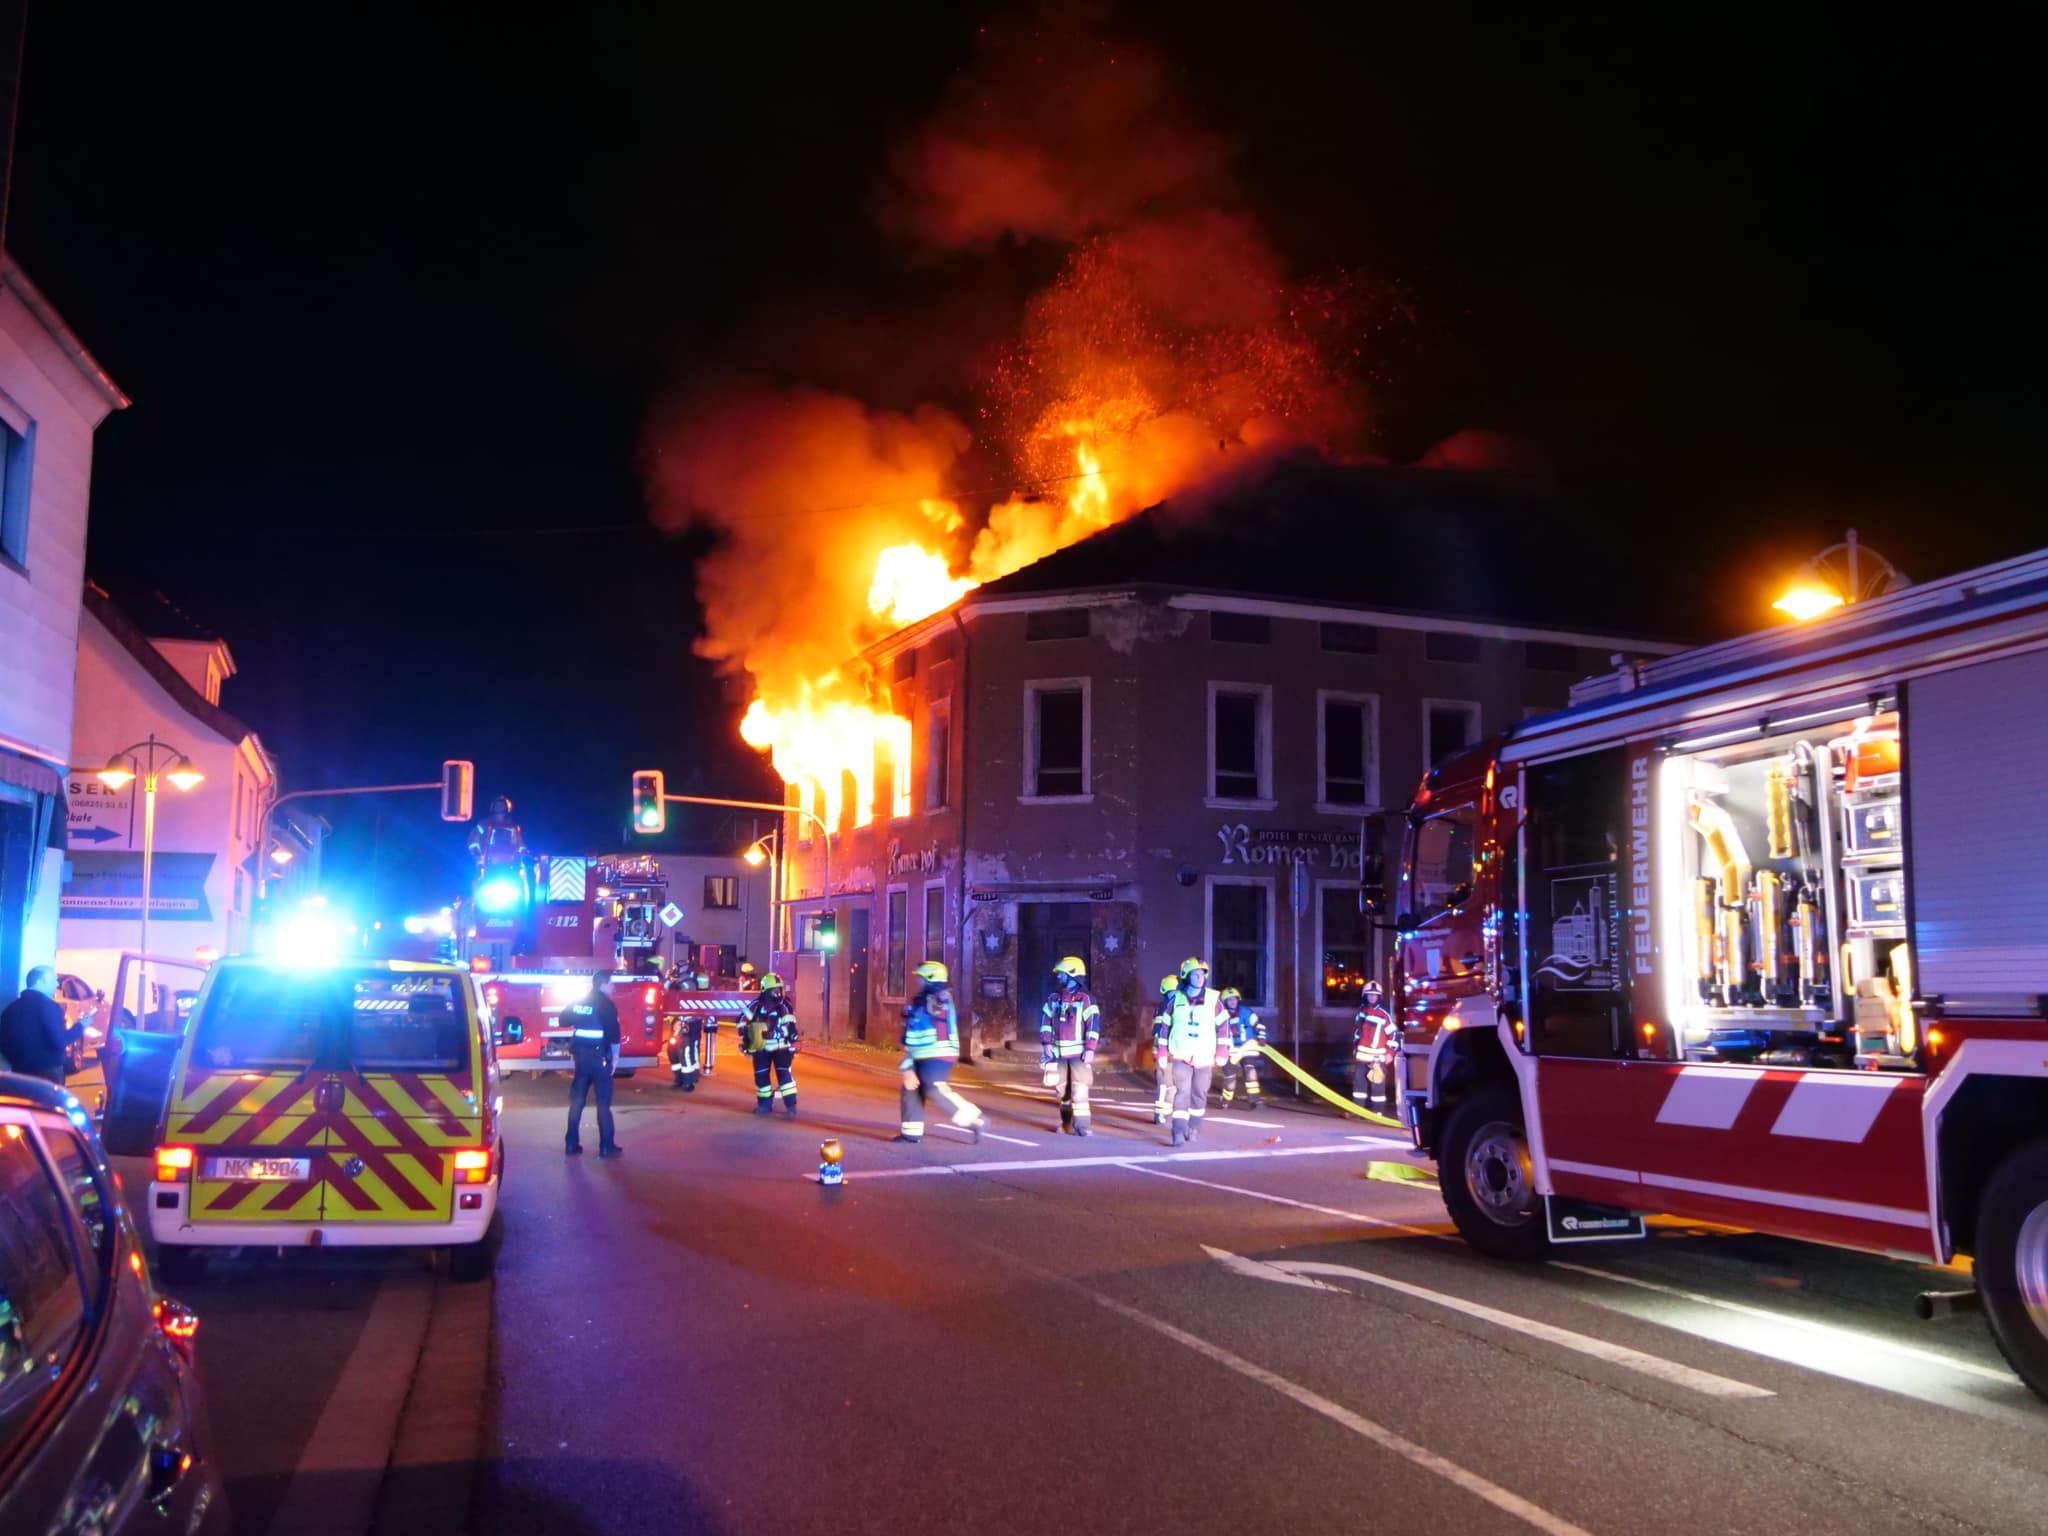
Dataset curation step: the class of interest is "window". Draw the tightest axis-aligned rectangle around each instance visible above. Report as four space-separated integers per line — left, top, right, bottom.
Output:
923 885 946 964
1025 608 1089 642
1024 681 1090 799
1426 630 1483 664
0 1125 87 1459
796 911 827 951
1319 692 1378 809
1209 684 1271 803
48 1134 113 1311
885 888 908 996
1209 611 1271 645
1522 748 1633 1058
926 701 950 811
704 876 739 910
1424 699 1482 767
348 975 467 1070
1321 621 1379 655
1208 881 1271 1007
888 730 912 820
1319 885 1372 1007
0 418 33 573
1406 808 1477 914
893 648 918 681
234 775 244 841
1525 640 1580 672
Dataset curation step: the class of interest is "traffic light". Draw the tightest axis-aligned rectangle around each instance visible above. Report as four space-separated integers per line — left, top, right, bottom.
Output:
631 770 666 834
441 760 474 822
816 916 838 952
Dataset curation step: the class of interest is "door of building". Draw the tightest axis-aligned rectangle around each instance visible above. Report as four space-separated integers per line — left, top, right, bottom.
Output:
845 906 871 1041
1017 902 1094 1042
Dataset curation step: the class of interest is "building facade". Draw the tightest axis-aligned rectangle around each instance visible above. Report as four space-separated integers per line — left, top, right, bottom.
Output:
773 464 1685 1064
0 258 127 994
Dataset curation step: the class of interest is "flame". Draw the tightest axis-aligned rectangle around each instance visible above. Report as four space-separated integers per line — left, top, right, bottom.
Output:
868 542 979 627
741 693 911 833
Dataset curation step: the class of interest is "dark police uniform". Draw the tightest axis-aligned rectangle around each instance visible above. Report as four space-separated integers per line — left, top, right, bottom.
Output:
0 986 82 1084
563 982 623 1157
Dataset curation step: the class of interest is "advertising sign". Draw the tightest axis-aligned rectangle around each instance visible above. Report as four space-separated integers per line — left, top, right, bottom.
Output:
60 851 215 921
65 771 136 849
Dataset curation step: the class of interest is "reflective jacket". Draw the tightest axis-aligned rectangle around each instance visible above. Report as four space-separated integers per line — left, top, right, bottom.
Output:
1223 1003 1264 1054
743 992 798 1053
1039 988 1101 1058
1152 996 1172 1050
562 990 622 1068
1353 1004 1395 1063
901 988 961 1061
1165 987 1225 1062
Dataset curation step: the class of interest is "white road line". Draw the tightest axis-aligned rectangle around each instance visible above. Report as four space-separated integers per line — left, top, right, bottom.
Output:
1079 1284 1595 1536
1551 1260 2015 1385
933 1122 1040 1148
1129 1163 1448 1236
1262 1255 1773 1400
846 1142 1386 1181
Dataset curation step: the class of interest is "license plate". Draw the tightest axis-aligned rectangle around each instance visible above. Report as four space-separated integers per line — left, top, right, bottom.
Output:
209 1156 310 1181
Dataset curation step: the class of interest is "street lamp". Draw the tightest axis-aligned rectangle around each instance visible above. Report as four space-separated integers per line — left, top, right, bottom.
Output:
744 830 783 952
1773 528 1909 621
98 735 204 1019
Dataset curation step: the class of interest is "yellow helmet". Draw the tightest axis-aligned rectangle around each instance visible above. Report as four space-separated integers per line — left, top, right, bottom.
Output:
1160 975 1178 995
760 972 785 991
1179 957 1210 982
1220 987 1241 1005
1053 955 1087 980
916 960 949 986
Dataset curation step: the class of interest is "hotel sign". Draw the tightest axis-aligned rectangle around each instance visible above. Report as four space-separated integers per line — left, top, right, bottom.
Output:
1214 824 1365 872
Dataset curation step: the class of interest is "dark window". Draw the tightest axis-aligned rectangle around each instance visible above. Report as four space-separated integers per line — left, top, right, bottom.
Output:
704 876 739 910
1032 688 1086 796
0 420 33 572
925 633 955 666
0 1128 87 1460
1212 884 1269 1005
1426 703 1479 767
1426 630 1483 664
1025 608 1090 642
1320 886 1372 1007
47 1134 111 1313
1523 748 1634 1059
1209 611 1272 645
923 886 946 964
1320 621 1379 655
926 703 950 811
1323 697 1372 806
192 967 331 1069
1525 640 1579 672
1406 809 1477 914
885 889 908 996
1213 690 1263 800
348 975 468 1071
893 648 918 681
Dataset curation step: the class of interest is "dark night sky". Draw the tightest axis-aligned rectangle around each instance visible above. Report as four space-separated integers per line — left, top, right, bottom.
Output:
10 6 2045 911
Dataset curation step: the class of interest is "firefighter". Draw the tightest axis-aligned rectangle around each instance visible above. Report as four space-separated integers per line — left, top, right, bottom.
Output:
1164 957 1226 1146
1217 987 1264 1109
742 973 799 1117
1038 956 1102 1135
738 961 759 992
1352 979 1396 1110
563 975 623 1158
663 968 700 1093
1150 974 1177 1124
894 961 985 1144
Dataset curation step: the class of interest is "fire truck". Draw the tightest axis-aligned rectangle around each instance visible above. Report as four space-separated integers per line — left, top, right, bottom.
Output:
1393 546 2048 1399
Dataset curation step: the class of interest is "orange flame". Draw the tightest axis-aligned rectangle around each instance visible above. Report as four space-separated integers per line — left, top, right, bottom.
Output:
868 542 979 628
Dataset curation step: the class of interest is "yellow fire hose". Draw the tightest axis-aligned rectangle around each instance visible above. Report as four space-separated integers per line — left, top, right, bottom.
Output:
1255 1042 1405 1129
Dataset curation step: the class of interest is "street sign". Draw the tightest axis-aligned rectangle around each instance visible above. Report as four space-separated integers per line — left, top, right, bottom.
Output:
658 901 683 928
66 770 135 849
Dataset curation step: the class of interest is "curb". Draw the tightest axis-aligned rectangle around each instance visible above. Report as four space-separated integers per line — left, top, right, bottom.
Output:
370 1274 492 1536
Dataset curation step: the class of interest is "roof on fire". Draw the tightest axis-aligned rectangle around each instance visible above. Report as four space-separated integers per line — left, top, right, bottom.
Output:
974 454 1704 645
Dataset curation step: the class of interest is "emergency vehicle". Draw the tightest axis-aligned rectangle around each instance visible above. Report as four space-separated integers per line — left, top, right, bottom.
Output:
479 971 666 1072
1393 546 2048 1400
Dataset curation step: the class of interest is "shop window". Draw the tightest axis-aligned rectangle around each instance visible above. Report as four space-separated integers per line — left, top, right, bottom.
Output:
1210 684 1271 803
1025 681 1089 799
1209 881 1271 1007
1424 699 1481 767
885 888 908 997
1320 692 1378 808
1319 885 1373 1007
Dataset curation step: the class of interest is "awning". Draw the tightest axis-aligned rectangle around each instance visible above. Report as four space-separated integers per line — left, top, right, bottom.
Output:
0 747 64 801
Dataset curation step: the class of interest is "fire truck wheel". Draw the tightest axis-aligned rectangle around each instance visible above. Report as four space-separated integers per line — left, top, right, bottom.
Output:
1975 1138 2048 1402
1439 1086 1550 1261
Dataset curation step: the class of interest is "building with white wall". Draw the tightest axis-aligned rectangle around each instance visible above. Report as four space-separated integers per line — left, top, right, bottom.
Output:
0 257 128 994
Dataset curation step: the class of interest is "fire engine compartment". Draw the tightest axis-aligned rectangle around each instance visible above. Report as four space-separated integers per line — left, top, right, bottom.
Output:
1660 705 1915 1068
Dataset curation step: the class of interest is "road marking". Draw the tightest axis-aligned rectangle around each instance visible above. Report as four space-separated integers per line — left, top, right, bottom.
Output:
1214 1250 1770 1400
1128 1163 1447 1237
933 1122 1040 1148
1346 1133 1415 1149
1079 1283 1595 1536
1550 1260 2015 1385
847 1142 1385 1180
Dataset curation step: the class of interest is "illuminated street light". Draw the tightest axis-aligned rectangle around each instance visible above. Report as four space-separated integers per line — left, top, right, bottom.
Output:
743 843 767 867
269 845 295 866
1771 585 1847 621
1773 527 1907 622
165 757 206 792
96 735 204 1016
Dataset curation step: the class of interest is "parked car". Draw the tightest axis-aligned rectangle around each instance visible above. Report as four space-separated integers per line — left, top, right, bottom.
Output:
0 1073 225 1533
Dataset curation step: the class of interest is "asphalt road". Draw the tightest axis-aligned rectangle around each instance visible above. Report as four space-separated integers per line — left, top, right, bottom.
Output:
135 1045 2048 1535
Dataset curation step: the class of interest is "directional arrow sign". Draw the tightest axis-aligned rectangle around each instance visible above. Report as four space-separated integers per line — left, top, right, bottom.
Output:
72 826 123 844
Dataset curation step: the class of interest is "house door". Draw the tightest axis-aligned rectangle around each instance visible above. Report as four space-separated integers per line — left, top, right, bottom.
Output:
845 907 871 1041
1017 903 1094 1041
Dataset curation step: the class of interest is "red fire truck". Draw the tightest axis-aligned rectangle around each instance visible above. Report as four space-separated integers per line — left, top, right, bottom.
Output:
480 971 667 1073
1393 546 2048 1399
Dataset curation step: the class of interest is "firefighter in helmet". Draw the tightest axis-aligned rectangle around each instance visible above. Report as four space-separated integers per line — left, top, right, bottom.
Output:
1217 987 1265 1109
1352 978 1396 1110
895 961 985 1143
1150 974 1178 1124
742 972 800 1117
1039 956 1102 1135
1163 957 1226 1146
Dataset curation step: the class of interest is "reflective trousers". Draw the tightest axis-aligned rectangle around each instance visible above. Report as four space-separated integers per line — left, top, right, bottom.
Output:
567 1060 617 1153
1353 1059 1390 1110
1170 1061 1213 1140
1053 1058 1093 1133
899 1057 981 1138
1220 1050 1261 1102
753 1047 796 1114
1154 1051 1174 1119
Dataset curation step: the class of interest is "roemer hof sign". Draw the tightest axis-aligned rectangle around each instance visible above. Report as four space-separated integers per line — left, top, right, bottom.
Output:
1215 823 1365 871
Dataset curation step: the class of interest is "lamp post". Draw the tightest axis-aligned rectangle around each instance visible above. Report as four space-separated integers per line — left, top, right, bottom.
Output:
97 735 204 1020
1773 528 1910 621
744 829 783 954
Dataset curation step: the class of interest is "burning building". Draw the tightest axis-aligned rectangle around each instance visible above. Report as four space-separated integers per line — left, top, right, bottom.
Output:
763 457 1683 1066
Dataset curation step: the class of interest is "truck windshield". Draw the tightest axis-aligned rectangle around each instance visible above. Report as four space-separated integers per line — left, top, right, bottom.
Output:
1408 808 1477 915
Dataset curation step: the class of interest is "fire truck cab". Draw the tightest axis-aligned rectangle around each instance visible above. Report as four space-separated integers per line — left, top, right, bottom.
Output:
1395 546 2048 1399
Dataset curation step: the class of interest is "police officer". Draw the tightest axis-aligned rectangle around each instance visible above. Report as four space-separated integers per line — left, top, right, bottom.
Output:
1217 987 1265 1109
1163 957 1225 1146
742 973 800 1117
1038 956 1102 1135
1151 974 1177 1125
1352 979 1396 1110
894 962 985 1143
563 974 623 1158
